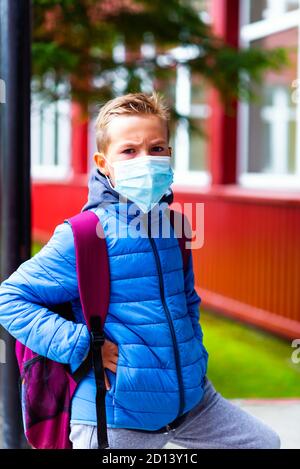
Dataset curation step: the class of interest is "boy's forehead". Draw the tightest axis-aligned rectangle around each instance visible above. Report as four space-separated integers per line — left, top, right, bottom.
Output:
106 114 168 148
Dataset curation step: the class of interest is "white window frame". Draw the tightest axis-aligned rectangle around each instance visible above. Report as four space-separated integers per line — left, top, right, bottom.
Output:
237 0 300 190
31 82 71 181
173 62 211 188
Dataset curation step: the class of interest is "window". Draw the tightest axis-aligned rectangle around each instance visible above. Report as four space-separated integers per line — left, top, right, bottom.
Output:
172 64 211 185
250 0 299 22
238 0 300 189
170 0 212 186
165 0 211 186
31 80 71 180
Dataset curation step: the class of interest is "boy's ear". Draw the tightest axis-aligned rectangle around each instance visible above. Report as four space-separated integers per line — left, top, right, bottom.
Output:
93 152 108 175
168 146 172 156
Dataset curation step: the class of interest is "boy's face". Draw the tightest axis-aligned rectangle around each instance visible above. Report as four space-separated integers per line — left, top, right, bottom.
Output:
93 114 172 186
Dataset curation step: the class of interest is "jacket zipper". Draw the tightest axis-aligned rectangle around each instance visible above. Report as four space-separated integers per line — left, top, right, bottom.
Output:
147 220 185 418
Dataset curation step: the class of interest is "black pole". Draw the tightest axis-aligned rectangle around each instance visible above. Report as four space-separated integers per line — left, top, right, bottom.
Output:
0 0 32 448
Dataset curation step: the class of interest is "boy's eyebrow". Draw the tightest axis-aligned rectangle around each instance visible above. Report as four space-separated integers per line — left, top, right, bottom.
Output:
116 139 167 149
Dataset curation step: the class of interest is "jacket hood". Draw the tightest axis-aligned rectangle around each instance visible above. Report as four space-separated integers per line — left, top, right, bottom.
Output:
81 166 174 212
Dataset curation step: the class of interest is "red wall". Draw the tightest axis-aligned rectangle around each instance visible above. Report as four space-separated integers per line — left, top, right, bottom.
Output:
32 176 88 243
173 186 300 340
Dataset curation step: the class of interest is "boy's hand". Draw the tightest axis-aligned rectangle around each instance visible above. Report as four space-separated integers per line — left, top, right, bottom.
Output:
102 339 119 391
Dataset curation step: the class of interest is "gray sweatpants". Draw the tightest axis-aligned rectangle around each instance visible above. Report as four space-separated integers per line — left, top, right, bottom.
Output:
69 376 281 449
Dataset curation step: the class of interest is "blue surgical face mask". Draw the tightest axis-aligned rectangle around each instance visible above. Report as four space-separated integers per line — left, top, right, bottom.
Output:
103 155 174 213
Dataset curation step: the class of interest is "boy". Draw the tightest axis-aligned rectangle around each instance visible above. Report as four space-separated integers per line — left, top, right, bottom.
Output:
0 92 280 449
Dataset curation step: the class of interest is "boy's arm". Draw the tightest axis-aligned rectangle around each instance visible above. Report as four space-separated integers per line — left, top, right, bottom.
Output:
0 222 90 372
184 252 204 343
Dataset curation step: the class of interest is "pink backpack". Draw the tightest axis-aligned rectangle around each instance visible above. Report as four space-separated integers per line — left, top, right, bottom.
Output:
15 209 190 449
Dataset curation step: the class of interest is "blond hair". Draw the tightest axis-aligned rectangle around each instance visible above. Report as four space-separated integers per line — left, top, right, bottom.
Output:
95 91 170 153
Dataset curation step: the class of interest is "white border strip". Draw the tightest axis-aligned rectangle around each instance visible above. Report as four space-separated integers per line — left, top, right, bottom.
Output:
241 9 300 41
31 165 70 181
239 173 300 190
173 170 211 187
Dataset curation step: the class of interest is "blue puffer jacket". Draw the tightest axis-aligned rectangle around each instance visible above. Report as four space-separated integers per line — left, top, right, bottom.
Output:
0 168 208 430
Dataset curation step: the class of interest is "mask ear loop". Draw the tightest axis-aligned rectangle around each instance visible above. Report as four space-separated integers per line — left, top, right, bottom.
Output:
100 155 131 208
100 155 115 191
105 174 115 191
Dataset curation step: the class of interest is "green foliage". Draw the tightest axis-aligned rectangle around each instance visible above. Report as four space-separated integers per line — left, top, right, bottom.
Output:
31 242 43 257
32 0 290 128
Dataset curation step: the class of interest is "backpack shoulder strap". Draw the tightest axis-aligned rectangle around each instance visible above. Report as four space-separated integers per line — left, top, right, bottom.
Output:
169 209 191 273
65 209 110 449
65 210 110 331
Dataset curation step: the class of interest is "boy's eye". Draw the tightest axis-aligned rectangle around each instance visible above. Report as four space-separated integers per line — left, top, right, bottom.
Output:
122 148 135 154
152 146 164 152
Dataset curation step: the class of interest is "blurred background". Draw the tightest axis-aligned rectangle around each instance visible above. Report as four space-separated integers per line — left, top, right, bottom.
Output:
29 0 300 396
0 0 300 449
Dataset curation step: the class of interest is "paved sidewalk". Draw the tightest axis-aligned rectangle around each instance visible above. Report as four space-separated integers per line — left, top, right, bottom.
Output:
230 398 300 449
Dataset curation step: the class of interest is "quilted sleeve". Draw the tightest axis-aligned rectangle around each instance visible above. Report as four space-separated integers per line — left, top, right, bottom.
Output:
0 221 90 372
